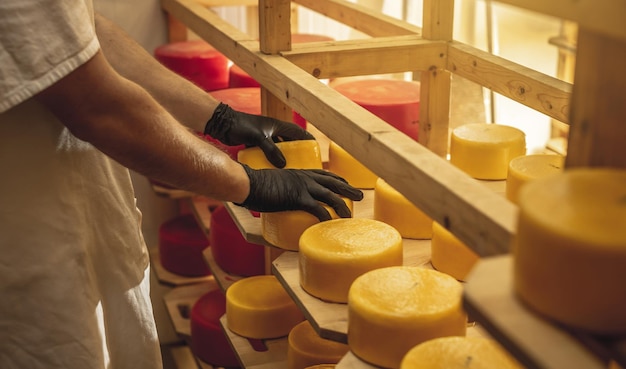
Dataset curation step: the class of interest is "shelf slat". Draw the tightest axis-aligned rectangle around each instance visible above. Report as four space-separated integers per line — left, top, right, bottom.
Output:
150 247 214 287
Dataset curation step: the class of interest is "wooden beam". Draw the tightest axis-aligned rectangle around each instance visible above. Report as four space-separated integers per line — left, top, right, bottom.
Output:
281 36 447 78
448 41 572 124
259 0 292 54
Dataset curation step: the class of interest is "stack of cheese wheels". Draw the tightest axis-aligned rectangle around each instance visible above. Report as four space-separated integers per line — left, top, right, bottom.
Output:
450 123 526 180
332 79 420 141
514 168 626 334
400 336 523 369
158 214 210 277
226 275 304 338
505 154 564 205
299 218 404 303
374 177 433 239
210 204 265 277
348 266 467 368
287 320 349 369
154 40 229 91
190 289 239 367
327 142 378 189
430 222 479 281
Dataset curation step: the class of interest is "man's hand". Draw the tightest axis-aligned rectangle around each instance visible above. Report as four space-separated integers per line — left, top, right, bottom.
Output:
238 164 364 221
204 103 315 168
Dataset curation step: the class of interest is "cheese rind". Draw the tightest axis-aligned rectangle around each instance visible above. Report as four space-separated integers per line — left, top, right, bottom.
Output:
514 169 626 333
430 222 479 281
226 275 304 339
299 218 403 303
374 177 433 239
327 142 377 189
287 320 349 369
348 266 467 368
400 336 523 369
237 140 323 169
450 123 526 180
506 154 564 205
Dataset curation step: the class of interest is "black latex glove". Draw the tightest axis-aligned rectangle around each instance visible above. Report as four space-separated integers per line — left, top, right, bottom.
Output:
238 164 364 221
204 102 315 168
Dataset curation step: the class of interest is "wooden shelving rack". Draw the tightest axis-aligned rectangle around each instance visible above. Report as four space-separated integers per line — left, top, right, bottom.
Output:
161 0 626 368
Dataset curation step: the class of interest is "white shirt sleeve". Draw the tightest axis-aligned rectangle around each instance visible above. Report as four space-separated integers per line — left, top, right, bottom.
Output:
0 0 100 112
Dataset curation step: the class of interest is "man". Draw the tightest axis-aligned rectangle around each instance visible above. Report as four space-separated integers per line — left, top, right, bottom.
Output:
0 1 362 368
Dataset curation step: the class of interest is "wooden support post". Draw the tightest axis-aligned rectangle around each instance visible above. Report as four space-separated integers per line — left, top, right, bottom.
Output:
565 28 626 169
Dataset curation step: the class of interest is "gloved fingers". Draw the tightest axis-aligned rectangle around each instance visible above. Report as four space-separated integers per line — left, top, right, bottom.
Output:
270 120 316 141
301 197 334 222
257 136 287 168
306 171 364 201
306 184 353 218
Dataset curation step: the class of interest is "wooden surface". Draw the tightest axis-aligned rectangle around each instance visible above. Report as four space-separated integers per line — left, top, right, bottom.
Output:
163 280 220 338
464 256 626 369
151 183 195 199
150 247 214 287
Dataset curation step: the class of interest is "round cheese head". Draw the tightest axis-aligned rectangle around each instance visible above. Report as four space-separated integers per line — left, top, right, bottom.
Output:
238 140 323 169
287 320 349 369
505 154 564 205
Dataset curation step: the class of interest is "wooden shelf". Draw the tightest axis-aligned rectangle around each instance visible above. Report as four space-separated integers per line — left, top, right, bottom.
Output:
163 280 220 339
464 256 626 369
150 247 214 287
151 183 195 199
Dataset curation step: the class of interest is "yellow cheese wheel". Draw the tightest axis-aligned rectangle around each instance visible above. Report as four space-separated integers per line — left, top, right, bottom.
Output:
226 275 304 339
506 154 564 205
299 218 403 303
431 222 479 282
327 141 377 189
261 198 353 251
348 266 467 368
287 320 349 369
450 123 526 180
400 336 523 369
374 177 433 239
237 140 323 169
514 169 626 334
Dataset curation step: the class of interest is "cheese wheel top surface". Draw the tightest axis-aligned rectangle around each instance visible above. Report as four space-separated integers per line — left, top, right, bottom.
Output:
519 169 626 247
227 275 294 309
349 266 463 316
299 218 402 259
452 123 525 145
508 154 564 180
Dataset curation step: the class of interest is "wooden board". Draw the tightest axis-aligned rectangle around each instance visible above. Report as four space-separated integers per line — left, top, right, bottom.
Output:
151 183 195 199
150 247 214 287
163 280 220 339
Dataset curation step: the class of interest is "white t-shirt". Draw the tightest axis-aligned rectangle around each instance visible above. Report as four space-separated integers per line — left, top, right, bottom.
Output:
0 1 162 368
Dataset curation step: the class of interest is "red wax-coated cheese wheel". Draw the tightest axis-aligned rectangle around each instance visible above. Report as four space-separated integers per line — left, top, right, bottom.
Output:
190 289 239 367
333 79 420 141
154 40 229 91
210 205 265 277
158 214 210 277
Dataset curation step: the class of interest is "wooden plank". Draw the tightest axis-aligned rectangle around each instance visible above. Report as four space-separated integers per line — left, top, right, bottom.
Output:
565 28 626 169
259 0 292 54
220 315 289 369
494 0 626 42
282 36 447 79
163 281 220 338
223 201 271 246
150 247 214 287
293 0 421 37
464 256 609 369
151 183 195 199
447 41 572 124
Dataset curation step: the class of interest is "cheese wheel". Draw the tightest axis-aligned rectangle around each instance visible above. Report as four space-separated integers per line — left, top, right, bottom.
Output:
158 214 210 277
304 365 336 369
374 177 433 239
287 320 349 369
505 154 564 205
514 169 626 334
450 123 526 180
237 140 323 170
226 275 304 339
190 289 239 367
400 336 522 369
327 141 377 189
262 198 353 251
430 222 479 282
154 40 229 91
333 79 420 141
299 218 404 303
348 266 467 368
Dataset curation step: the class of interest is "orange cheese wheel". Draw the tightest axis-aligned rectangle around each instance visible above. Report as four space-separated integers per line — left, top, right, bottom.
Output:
450 123 526 180
374 177 433 239
261 198 353 251
327 141 377 189
299 218 403 303
505 154 564 205
287 320 349 369
514 169 626 334
348 266 467 368
237 140 323 170
400 336 523 369
430 222 479 282
226 275 304 339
